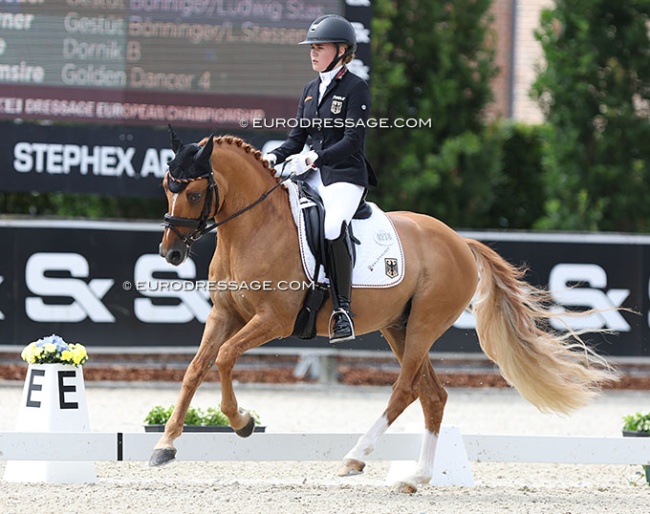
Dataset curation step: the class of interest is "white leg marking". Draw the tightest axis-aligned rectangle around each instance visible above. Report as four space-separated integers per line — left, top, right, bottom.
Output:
413 429 438 484
344 414 389 461
391 429 438 487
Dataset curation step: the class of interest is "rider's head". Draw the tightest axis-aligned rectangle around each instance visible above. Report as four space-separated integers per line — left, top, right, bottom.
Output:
299 15 357 73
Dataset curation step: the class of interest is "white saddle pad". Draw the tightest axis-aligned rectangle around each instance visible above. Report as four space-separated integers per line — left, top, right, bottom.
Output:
285 181 405 288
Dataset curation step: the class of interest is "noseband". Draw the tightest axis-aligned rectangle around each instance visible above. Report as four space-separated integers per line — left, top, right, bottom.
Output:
162 167 293 249
162 171 219 247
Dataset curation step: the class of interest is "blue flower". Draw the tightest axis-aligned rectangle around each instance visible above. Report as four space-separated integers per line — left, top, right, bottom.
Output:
21 334 88 366
42 334 67 352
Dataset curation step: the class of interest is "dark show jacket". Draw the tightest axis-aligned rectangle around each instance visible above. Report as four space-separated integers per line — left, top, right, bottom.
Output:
271 68 376 189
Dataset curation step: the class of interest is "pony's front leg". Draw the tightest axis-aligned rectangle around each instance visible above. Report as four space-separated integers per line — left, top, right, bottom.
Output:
215 314 282 436
149 309 240 467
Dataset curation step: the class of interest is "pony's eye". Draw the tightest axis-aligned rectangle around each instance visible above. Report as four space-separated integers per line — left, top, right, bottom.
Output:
187 192 203 203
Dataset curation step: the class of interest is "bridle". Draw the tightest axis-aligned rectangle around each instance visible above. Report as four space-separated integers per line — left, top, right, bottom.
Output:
162 166 293 248
162 170 219 246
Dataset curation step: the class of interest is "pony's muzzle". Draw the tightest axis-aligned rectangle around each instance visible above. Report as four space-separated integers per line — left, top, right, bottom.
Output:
159 242 188 266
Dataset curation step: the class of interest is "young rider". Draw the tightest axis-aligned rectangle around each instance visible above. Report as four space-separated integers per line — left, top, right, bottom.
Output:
263 14 376 343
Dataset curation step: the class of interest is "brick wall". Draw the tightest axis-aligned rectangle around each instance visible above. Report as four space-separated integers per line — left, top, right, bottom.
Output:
512 0 553 123
487 0 552 124
487 0 513 119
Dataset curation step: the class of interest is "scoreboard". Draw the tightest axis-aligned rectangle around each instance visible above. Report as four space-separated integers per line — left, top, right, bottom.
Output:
0 0 370 128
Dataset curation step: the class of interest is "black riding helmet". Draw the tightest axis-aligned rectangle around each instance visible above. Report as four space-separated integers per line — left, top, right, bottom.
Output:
299 15 357 72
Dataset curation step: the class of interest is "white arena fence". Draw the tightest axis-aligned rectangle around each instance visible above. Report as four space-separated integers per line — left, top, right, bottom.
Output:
2 430 649 464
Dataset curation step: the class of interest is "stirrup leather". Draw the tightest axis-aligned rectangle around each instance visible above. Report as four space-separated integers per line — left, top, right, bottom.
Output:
328 308 355 343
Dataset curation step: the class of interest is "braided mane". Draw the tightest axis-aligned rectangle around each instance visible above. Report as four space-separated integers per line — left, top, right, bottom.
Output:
166 132 279 193
211 135 277 180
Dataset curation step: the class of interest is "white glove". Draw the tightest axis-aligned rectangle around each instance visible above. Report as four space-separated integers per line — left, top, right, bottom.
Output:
285 153 315 176
262 153 277 167
304 150 319 167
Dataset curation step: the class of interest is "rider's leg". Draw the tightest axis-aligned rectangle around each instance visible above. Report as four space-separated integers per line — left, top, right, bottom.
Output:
306 172 364 343
305 170 364 239
326 224 355 342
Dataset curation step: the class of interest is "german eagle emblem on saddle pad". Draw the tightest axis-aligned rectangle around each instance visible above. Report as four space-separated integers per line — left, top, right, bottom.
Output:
284 182 405 288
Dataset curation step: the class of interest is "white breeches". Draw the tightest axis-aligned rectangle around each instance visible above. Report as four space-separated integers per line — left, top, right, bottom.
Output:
305 169 365 240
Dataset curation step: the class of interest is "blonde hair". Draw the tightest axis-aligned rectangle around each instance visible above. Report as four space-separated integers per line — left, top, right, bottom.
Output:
340 44 354 64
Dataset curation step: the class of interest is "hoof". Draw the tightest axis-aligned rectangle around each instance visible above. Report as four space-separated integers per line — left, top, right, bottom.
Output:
337 458 365 477
392 481 418 494
148 447 177 467
234 415 255 438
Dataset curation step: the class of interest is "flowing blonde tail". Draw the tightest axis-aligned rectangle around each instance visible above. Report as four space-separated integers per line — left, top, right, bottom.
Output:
466 239 619 414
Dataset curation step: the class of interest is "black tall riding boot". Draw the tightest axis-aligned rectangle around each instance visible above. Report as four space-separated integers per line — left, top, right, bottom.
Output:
326 228 355 343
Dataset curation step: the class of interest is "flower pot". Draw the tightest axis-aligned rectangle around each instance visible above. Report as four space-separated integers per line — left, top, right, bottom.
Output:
144 424 266 433
622 429 650 437
622 430 650 485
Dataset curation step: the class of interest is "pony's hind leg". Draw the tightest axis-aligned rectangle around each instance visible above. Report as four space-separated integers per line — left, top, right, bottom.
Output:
338 325 411 477
340 357 447 493
392 361 448 494
338 302 456 494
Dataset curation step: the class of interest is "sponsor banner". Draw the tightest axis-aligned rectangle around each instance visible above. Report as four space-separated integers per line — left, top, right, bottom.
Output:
0 221 647 357
0 122 281 196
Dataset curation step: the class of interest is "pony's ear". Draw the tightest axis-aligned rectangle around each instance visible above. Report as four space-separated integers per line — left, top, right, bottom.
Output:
168 124 182 153
195 134 214 167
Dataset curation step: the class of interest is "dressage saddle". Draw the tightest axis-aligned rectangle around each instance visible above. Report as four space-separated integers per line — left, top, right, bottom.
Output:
291 179 370 339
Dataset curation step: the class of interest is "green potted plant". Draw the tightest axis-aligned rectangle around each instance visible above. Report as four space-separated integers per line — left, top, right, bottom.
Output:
622 411 650 485
144 404 264 433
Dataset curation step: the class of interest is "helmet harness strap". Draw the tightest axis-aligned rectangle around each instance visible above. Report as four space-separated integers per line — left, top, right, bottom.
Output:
325 43 354 72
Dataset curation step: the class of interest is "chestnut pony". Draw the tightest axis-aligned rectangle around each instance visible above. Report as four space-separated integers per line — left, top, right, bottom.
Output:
151 131 617 493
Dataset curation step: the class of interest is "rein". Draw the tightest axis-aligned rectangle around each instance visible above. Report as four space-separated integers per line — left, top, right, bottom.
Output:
163 168 293 247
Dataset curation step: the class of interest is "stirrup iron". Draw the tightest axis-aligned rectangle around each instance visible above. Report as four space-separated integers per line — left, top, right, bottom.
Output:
328 308 355 344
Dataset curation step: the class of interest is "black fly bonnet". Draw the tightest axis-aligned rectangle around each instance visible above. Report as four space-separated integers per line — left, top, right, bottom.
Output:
162 126 218 246
162 126 293 248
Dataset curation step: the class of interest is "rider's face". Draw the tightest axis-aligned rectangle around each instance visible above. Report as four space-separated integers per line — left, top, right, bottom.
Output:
310 43 342 72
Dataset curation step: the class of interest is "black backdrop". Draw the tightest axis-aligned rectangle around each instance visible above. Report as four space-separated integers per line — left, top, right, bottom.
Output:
0 220 647 357
1 122 279 197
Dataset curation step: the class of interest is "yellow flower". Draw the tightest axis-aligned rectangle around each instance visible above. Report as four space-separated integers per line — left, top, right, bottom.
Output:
69 344 88 365
21 343 35 362
20 336 89 366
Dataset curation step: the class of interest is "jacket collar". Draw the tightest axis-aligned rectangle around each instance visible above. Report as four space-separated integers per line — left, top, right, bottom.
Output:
318 66 347 106
319 65 344 88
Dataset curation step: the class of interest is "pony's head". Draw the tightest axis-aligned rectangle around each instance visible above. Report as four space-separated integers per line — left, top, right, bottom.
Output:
160 126 218 266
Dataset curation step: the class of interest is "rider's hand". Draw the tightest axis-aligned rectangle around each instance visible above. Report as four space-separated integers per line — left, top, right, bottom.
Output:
285 153 314 176
304 150 320 167
262 153 277 167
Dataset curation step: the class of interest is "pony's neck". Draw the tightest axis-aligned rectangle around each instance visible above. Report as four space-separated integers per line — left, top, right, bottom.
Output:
211 144 287 234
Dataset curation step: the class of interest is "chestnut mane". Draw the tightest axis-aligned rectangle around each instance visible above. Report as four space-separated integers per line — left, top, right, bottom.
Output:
211 135 277 180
